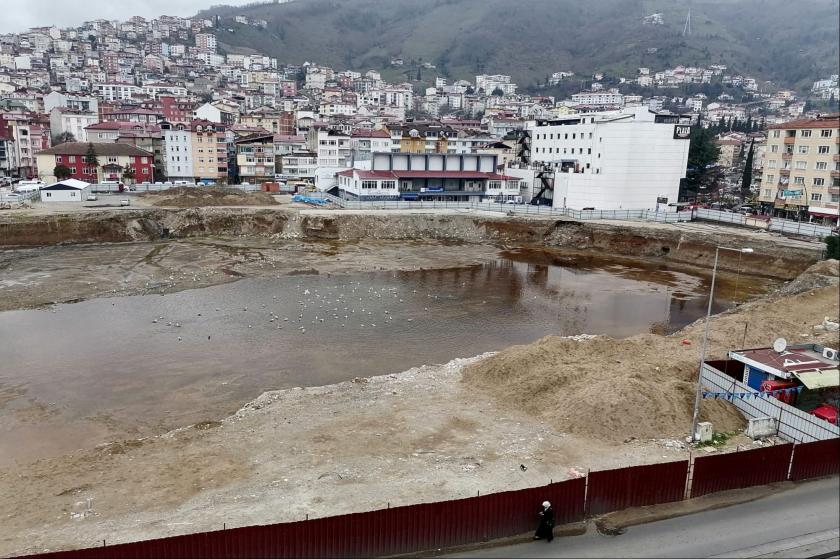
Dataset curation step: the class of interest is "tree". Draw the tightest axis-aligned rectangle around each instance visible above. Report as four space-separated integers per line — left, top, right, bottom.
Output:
53 164 72 180
826 235 840 260
491 87 505 96
741 139 754 200
122 168 136 183
681 126 722 201
84 142 99 168
53 131 76 145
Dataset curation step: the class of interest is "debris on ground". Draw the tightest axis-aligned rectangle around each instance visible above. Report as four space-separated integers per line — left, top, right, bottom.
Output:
141 187 278 207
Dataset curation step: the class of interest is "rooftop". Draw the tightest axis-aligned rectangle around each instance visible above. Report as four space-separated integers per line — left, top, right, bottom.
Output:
36 142 154 157
768 114 840 130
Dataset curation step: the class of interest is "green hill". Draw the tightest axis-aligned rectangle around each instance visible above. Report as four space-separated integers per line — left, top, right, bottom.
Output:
200 0 839 90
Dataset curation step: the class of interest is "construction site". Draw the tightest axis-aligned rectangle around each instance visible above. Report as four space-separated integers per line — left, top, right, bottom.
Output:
0 195 837 557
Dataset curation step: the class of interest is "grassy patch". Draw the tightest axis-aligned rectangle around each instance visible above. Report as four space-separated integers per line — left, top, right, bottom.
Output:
694 431 737 448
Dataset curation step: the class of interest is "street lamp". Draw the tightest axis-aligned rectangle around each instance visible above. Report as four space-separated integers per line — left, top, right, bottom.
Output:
690 246 754 441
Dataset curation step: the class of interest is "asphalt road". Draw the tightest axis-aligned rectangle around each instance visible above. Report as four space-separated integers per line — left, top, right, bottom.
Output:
451 477 839 558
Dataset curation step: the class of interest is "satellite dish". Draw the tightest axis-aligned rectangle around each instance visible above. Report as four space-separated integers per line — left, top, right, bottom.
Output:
773 338 787 353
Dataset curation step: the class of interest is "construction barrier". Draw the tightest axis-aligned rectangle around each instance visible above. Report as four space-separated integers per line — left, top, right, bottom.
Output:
690 443 794 498
789 438 840 481
586 461 689 516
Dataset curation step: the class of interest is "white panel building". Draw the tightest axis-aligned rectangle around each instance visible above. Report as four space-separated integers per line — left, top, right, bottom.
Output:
160 122 193 180
528 106 691 210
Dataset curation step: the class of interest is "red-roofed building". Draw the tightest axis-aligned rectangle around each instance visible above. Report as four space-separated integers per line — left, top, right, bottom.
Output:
335 152 521 201
35 142 154 183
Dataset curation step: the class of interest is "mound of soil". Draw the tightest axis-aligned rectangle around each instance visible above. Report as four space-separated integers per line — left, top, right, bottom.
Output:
143 187 278 207
463 262 840 442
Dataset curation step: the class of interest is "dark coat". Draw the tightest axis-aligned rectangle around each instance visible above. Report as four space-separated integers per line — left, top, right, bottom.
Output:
534 506 555 540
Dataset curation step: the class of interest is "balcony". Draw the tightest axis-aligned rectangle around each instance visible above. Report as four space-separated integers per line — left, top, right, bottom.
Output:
779 168 790 175
833 154 840 162
782 153 793 161
832 170 840 179
783 136 796 145
828 186 840 195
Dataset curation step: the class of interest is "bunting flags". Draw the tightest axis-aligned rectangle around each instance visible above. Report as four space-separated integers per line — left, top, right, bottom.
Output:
702 386 804 400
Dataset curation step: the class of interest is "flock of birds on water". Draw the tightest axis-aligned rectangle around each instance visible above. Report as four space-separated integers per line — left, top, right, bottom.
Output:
143 280 492 342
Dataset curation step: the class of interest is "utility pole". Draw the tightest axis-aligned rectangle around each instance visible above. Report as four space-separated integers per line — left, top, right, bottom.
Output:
683 8 692 37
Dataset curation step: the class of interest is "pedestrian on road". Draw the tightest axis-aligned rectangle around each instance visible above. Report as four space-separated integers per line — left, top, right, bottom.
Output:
533 500 555 542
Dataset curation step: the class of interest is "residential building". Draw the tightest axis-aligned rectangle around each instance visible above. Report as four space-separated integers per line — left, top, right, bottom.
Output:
190 119 227 182
159 121 193 181
758 115 840 224
350 128 392 161
0 122 16 178
235 132 275 183
240 109 295 135
35 142 154 183
716 138 742 168
43 91 99 114
49 107 98 142
279 151 317 181
528 106 691 210
570 91 624 107
193 101 239 125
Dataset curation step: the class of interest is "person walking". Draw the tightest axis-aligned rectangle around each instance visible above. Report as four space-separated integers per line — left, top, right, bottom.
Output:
533 500 555 542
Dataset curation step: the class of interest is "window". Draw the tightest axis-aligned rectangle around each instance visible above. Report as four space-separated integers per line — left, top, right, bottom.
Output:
816 161 828 170
795 161 807 169
767 160 777 168
56 156 62 163
572 133 576 139
833 194 840 203
811 193 822 202
770 145 779 153
813 178 825 186
70 167 76 173
587 148 592 154
820 129 833 137
564 133 568 140
361 180 377 189
818 146 830 154
800 130 812 137
763 189 772 197
798 145 809 154
772 130 780 138
794 176 805 185
488 180 501 190
69 156 76 163
380 180 396 190
45 192 51 197
766 175 774 184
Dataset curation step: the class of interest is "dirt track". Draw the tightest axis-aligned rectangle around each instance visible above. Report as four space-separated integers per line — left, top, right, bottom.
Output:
1 261 836 557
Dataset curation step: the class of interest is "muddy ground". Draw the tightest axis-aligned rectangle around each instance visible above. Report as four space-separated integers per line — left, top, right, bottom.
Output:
0 238 500 312
0 260 836 557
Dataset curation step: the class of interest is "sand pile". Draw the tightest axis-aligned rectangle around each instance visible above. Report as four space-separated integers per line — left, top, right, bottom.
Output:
463 261 840 442
143 187 278 207
779 259 839 295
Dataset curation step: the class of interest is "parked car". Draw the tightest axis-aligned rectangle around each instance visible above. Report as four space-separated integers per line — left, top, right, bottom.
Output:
86 194 98 201
120 199 130 206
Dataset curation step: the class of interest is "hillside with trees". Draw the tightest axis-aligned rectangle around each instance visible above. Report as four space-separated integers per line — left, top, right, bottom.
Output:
200 0 839 90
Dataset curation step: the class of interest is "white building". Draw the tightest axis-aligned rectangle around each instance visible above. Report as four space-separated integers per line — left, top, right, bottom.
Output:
49 108 99 142
570 91 624 107
160 122 193 180
43 91 99 114
528 106 691 210
92 83 140 101
39 179 90 202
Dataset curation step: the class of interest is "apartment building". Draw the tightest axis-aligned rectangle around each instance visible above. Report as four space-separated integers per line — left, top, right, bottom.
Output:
49 107 99 142
528 106 691 210
570 91 624 107
35 141 154 183
190 119 227 182
159 121 193 181
758 115 840 224
235 132 275 183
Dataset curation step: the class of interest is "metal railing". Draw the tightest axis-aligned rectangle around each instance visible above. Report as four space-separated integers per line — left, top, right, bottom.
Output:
694 208 836 238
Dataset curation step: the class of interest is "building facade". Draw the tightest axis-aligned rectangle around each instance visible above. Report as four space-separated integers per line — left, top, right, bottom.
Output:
190 119 227 182
35 142 154 183
757 115 839 224
160 121 193 180
528 106 691 210
235 132 275 183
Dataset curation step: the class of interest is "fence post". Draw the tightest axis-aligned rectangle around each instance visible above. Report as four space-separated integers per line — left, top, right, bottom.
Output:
786 444 796 480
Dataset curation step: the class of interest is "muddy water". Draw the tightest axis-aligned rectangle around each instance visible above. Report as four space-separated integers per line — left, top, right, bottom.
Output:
0 250 768 465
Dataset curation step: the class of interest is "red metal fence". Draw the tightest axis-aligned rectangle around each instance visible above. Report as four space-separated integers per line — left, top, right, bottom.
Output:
23 439 838 559
789 438 840 481
29 479 585 559
586 461 689 516
690 443 794 498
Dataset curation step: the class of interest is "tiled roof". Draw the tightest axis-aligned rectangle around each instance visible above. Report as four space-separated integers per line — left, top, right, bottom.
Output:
768 115 839 130
36 142 153 157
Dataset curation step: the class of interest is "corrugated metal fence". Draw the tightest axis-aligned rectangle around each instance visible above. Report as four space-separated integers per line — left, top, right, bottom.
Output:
25 440 837 559
701 364 840 443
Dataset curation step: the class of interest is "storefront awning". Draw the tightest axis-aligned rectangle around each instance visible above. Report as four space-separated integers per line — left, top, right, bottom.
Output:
793 369 839 389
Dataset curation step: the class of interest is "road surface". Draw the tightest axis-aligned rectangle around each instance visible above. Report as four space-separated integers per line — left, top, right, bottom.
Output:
451 477 839 558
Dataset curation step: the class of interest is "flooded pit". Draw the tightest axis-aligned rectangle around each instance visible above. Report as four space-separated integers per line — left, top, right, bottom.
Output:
0 247 771 465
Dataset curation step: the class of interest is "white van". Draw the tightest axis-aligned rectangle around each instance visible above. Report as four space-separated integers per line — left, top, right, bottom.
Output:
14 180 45 192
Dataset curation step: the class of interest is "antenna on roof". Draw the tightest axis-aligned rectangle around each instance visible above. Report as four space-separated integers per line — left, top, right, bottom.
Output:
773 338 787 353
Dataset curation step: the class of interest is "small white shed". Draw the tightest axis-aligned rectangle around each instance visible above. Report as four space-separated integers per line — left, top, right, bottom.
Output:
40 179 90 202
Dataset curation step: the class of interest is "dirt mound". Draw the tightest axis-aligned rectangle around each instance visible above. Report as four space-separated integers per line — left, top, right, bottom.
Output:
142 187 278 207
779 259 839 295
462 335 744 442
463 267 840 442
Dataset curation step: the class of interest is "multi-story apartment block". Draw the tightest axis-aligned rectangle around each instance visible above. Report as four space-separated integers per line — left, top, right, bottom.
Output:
235 132 275 183
570 91 624 107
528 106 691 210
49 107 98 143
190 119 227 182
195 33 217 52
43 91 99 114
758 115 840 224
159 121 193 181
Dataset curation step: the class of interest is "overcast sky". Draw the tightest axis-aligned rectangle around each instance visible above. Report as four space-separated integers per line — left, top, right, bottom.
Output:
0 1 251 34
